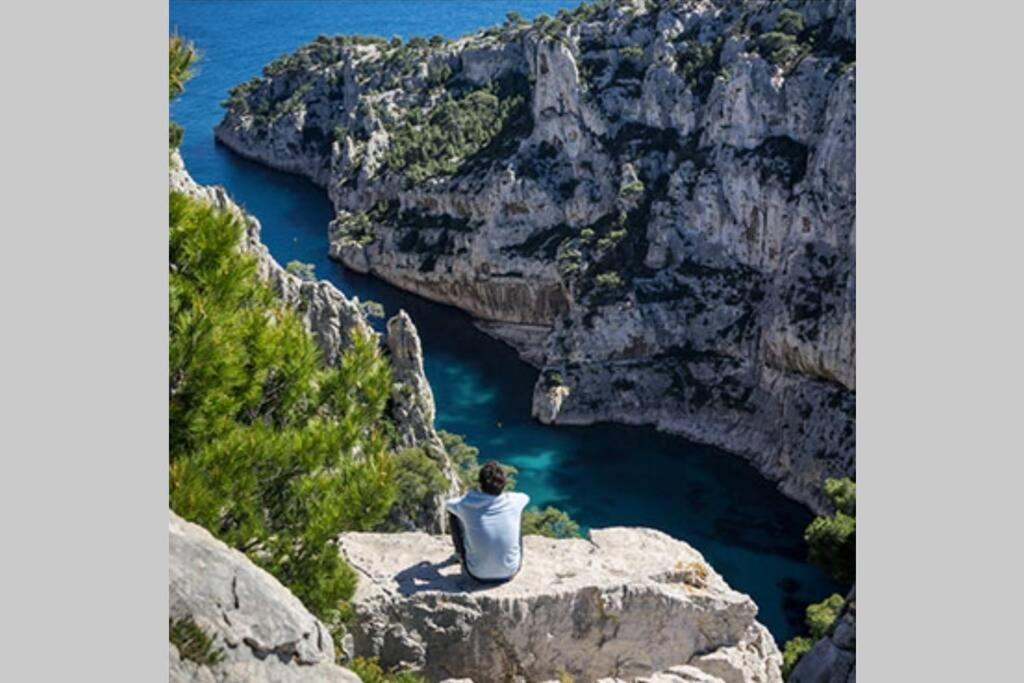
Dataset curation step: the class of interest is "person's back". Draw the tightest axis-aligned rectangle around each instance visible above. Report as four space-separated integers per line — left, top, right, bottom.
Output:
446 461 529 581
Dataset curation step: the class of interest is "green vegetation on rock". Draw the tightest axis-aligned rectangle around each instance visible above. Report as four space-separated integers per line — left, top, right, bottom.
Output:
781 636 812 678
440 430 482 490
776 8 806 37
169 191 397 633
170 616 225 666
522 506 582 539
349 656 427 683
285 260 316 281
676 33 724 99
382 79 529 183
780 591 845 677
805 477 856 585
806 592 845 638
168 36 196 150
383 446 450 531
781 478 855 676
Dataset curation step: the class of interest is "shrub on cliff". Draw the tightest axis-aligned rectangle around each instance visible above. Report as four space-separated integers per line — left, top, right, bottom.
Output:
382 446 450 530
781 592 845 677
169 192 398 632
168 35 196 150
776 9 805 37
523 506 582 539
382 83 527 183
805 477 856 585
806 592 845 637
756 31 804 68
349 657 426 683
781 636 812 678
781 479 856 676
285 259 316 281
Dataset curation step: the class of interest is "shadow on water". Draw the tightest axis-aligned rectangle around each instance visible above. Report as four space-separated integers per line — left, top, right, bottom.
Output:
170 0 843 641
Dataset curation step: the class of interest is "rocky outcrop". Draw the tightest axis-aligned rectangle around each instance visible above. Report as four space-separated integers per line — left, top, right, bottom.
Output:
338 527 782 682
789 587 855 683
386 309 461 529
169 511 360 683
214 0 856 512
169 151 371 365
170 152 457 531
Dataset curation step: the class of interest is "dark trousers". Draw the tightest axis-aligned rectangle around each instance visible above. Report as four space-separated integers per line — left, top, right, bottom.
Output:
448 512 467 563
447 512 521 584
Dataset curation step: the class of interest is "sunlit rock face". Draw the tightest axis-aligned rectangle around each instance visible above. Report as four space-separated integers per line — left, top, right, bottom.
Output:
339 527 783 682
169 511 361 683
215 0 856 511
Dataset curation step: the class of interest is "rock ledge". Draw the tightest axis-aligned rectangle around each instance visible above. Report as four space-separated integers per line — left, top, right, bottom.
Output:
340 527 782 682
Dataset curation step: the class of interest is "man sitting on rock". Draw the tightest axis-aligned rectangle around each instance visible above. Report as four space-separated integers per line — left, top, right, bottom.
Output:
446 460 530 583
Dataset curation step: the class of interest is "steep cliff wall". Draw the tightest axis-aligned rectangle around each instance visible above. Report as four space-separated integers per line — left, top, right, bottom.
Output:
170 152 459 531
215 0 856 510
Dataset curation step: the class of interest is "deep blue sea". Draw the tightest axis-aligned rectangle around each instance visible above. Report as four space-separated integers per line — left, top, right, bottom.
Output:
170 0 840 641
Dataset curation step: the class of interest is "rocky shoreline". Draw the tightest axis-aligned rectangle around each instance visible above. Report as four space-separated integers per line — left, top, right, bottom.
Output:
214 0 855 512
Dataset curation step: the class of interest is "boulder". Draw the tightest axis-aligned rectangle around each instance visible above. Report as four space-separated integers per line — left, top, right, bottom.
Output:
168 511 360 683
339 527 782 682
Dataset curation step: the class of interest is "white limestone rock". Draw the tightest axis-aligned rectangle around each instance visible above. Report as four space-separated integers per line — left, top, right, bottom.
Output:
168 511 360 683
338 527 782 682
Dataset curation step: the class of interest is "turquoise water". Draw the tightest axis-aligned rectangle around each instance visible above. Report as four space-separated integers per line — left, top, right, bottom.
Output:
170 0 840 641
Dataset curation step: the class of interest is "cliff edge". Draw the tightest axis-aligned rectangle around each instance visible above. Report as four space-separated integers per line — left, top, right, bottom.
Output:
339 528 782 682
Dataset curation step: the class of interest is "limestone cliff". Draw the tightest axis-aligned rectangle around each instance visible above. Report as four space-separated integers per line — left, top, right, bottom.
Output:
339 527 782 682
215 0 855 512
169 511 360 683
170 151 458 531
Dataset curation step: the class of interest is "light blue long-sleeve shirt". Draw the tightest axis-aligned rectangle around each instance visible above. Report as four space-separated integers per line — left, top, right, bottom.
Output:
446 490 530 580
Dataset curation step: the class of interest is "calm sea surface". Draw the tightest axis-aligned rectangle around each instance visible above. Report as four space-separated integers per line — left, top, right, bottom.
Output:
170 0 840 641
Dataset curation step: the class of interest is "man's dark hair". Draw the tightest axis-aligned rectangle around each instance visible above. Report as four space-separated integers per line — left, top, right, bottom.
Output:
478 460 507 495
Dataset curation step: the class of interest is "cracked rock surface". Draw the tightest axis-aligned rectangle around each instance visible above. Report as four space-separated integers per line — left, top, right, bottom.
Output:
168 511 360 682
339 527 781 682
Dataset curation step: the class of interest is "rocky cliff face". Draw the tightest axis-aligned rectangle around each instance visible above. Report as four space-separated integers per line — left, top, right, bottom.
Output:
215 0 855 511
789 587 855 683
339 527 782 682
170 152 458 531
169 511 360 683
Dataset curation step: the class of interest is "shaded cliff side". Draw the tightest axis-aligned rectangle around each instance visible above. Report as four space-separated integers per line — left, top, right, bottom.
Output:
215 0 855 511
